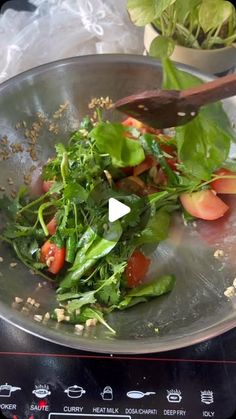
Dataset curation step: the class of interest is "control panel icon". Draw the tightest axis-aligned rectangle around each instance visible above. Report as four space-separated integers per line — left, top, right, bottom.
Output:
64 385 86 398
201 390 214 405
167 389 182 403
101 386 113 400
0 383 21 397
127 390 156 399
32 384 51 398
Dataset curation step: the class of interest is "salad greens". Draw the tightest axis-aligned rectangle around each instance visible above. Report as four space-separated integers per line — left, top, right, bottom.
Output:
0 59 235 334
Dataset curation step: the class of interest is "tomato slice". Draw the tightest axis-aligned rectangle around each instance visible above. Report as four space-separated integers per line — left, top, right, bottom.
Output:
42 180 55 193
133 155 157 177
47 217 57 235
125 250 151 288
40 240 65 274
122 117 160 134
211 168 236 194
180 189 229 221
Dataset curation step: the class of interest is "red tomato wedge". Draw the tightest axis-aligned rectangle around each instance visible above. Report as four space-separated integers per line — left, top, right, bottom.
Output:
47 217 57 235
180 189 229 221
42 180 55 193
125 250 151 288
133 155 157 176
122 117 160 134
40 240 65 274
211 168 236 194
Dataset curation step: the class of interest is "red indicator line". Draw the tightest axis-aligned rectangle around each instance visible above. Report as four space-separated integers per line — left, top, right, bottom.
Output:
0 351 235 364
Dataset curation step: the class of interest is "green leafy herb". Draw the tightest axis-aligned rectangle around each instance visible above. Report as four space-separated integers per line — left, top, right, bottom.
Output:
91 122 145 167
162 58 235 180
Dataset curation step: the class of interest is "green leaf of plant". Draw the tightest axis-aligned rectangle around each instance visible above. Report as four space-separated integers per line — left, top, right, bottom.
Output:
64 182 88 203
162 58 235 180
117 296 147 310
128 274 176 297
60 221 122 288
67 291 97 312
150 36 175 59
175 0 201 22
127 0 176 26
80 307 116 334
117 275 175 309
176 105 232 179
134 209 170 246
199 0 234 33
91 122 145 167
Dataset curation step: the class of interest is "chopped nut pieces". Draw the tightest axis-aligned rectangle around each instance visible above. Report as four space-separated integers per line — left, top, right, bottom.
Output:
15 297 23 304
44 312 50 320
34 314 43 322
54 308 65 322
10 262 17 268
75 324 84 333
224 286 235 298
86 318 98 327
214 249 224 259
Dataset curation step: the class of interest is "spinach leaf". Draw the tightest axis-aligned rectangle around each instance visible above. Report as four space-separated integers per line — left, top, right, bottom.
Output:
91 122 145 167
162 59 235 180
60 221 122 288
117 275 175 310
127 274 176 298
134 209 170 246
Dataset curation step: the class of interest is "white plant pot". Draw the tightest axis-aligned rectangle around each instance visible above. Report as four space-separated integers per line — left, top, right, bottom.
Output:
144 23 236 75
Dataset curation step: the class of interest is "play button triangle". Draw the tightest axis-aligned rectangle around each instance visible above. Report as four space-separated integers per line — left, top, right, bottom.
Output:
108 198 131 223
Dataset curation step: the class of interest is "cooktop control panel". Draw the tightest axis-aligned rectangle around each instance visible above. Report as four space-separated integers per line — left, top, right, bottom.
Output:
0 321 236 419
0 350 236 419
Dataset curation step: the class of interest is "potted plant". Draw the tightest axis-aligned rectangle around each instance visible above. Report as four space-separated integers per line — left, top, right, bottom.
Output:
127 0 236 75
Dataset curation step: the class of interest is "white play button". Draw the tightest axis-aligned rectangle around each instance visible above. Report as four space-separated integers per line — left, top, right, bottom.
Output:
108 198 131 222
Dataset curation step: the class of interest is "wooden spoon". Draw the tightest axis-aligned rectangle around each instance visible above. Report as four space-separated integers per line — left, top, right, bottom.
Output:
114 73 236 129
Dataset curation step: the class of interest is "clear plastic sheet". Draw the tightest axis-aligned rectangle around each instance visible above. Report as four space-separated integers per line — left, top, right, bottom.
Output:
0 0 144 83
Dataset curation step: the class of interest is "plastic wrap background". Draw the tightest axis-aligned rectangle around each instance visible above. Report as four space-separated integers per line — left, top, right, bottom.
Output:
0 0 144 83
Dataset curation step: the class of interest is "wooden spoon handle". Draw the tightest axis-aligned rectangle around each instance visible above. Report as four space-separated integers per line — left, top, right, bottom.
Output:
180 73 236 108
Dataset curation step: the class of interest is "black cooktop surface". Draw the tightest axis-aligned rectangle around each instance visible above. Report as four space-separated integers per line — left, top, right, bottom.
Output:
0 318 236 419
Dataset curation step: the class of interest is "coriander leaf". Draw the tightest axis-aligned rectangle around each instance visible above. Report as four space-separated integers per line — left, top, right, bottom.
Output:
91 122 145 167
67 291 97 312
0 188 27 220
64 183 88 203
97 282 121 306
80 307 116 334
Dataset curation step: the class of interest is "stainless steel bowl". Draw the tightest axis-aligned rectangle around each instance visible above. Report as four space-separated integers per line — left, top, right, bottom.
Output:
0 54 236 353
